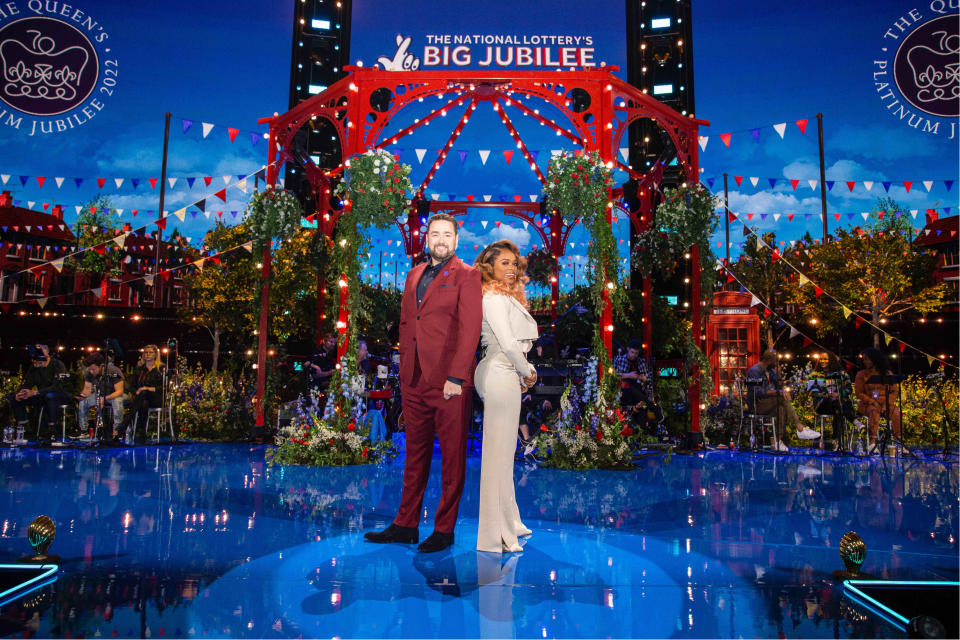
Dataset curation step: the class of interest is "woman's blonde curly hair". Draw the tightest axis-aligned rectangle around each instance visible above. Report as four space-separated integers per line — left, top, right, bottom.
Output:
473 239 529 308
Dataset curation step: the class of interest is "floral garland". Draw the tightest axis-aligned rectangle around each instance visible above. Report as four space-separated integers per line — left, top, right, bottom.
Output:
244 185 304 252
333 149 411 228
532 361 639 470
542 151 624 404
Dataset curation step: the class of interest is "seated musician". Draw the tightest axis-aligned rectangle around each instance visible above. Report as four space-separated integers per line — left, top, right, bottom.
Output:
305 333 337 391
808 353 854 446
853 347 901 452
614 339 658 427
357 339 371 376
77 353 125 433
744 349 820 451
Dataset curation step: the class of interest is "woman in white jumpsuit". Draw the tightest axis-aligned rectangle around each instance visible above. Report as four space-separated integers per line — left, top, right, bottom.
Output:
473 240 539 553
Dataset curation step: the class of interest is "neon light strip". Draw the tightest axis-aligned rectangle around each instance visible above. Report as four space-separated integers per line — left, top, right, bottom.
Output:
843 580 960 631
0 564 59 601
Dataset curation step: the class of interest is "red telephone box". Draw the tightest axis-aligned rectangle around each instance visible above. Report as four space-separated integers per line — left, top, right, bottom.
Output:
705 291 761 396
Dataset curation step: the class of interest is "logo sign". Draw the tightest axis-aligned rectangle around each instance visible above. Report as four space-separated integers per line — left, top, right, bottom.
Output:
0 2 116 136
872 4 958 139
375 32 598 71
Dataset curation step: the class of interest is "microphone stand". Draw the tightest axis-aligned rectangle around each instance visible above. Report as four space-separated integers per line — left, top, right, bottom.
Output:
928 372 958 462
769 365 787 455
867 371 915 460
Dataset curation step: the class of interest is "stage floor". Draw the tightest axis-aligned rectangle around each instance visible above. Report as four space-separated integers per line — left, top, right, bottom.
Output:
0 443 956 638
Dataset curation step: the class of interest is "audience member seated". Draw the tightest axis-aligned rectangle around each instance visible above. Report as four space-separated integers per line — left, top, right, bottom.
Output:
519 395 553 457
614 338 651 404
5 344 71 438
116 344 163 442
76 353 125 434
854 347 901 452
809 353 855 446
744 349 820 451
357 339 371 376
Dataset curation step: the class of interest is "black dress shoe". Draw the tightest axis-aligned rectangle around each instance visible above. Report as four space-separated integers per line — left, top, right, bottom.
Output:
417 530 454 553
364 523 418 544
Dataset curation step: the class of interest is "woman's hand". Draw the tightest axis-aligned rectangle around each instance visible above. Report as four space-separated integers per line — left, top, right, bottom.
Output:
522 366 537 388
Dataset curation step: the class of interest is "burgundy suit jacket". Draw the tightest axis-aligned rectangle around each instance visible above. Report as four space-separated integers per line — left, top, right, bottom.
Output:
398 256 482 388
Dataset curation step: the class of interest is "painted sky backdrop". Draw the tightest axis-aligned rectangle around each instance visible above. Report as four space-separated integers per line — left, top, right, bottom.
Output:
1 0 957 291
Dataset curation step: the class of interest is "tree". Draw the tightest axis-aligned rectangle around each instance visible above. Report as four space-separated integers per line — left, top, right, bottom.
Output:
69 195 121 283
179 222 257 372
732 231 793 348
785 199 949 347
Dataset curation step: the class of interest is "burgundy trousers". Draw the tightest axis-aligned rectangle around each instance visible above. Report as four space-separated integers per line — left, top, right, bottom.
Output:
393 364 472 534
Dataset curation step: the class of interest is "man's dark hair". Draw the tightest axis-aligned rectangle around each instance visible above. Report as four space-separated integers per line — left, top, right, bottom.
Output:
83 353 105 367
426 212 458 236
627 339 643 350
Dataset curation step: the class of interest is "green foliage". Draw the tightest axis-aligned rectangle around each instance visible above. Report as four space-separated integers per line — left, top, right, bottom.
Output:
785 199 949 344
0 369 24 419
534 374 643 470
69 195 120 279
525 248 554 287
245 187 304 252
542 150 615 227
333 149 412 225
269 389 396 466
172 360 254 440
356 283 401 353
733 231 792 348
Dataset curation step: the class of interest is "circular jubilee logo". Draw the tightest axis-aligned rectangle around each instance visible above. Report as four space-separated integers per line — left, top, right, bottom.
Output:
0 3 116 136
0 16 97 115
893 14 960 118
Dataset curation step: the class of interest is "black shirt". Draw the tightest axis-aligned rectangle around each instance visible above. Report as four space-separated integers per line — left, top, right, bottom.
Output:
23 358 68 396
416 256 453 307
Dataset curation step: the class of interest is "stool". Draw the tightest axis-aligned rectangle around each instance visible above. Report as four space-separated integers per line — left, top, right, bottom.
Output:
815 414 832 449
148 406 175 443
742 413 777 449
37 404 78 445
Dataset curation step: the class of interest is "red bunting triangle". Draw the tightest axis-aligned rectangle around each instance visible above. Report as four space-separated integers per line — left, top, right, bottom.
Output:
458 220 464 227
228 128 239 142
204 176 213 187
747 213 754 220
763 307 771 317
814 285 823 297
495 221 501 228
466 195 474 202
94 245 105 255
156 218 167 230
898 341 906 353
846 181 856 192
514 195 522 202
727 212 736 223
42 203 49 210
795 119 808 134
214 189 226 202
903 181 913 192
719 133 732 147
834 213 841 221
787 214 794 221
96 178 106 189
802 337 812 347
855 317 863 328
734 176 743 186
148 178 157 189
503 150 514 165
771 250 781 262
36 176 46 188
132 209 138 217
726 273 735 283
790 179 799 190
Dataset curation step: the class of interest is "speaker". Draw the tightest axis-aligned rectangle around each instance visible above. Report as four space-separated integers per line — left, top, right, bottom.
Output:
678 430 703 451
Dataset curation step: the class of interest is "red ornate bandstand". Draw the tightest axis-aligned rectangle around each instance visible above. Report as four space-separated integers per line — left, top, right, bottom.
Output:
254 67 706 431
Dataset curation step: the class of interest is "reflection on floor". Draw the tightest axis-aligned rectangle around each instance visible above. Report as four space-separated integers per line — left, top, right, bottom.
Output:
0 444 956 638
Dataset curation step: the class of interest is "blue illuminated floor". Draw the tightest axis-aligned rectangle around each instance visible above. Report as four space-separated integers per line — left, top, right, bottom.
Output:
0 444 956 638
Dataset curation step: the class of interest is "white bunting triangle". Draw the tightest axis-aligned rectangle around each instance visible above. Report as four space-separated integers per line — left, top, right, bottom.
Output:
808 180 818 190
222 175 231 186
923 180 933 192
194 257 206 271
204 211 211 219
773 123 787 138
750 177 759 187
698 136 709 151
415 149 427 163
27 202 34 209
483 195 492 202
522 221 528 228
529 195 538 202
114 178 124 189
789 327 800 338
619 148 629 162
0 175 9 185
242 241 253 252
50 258 64 272
861 212 870 220
168 177 178 189
910 209 918 218
116 209 124 217
173 208 186 221
143 275 154 287
113 233 127 247
55 177 65 188
749 295 761 307
481 221 488 229
863 181 874 192
201 122 214 138
237 178 248 192
773 213 781 221
431 193 440 200
36 297 47 309
478 149 490 165
75 205 82 214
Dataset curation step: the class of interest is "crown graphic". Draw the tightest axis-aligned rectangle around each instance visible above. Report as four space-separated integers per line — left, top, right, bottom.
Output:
1 29 90 102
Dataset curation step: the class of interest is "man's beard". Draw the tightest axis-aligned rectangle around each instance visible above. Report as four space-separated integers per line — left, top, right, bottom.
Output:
430 244 453 261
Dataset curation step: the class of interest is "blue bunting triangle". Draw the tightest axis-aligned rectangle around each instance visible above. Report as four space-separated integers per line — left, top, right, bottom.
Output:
881 181 891 192
74 178 84 189
768 178 778 188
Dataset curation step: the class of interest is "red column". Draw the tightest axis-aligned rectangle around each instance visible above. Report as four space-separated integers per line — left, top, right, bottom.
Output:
690 244 701 433
336 273 349 362
254 249 271 436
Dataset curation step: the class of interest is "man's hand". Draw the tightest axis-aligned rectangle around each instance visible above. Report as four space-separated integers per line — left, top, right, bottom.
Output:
443 380 462 400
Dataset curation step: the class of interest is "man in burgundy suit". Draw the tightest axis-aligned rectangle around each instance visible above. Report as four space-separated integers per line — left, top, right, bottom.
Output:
365 213 482 553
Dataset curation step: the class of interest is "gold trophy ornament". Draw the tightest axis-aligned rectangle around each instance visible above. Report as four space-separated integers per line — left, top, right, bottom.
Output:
19 515 60 564
833 531 873 580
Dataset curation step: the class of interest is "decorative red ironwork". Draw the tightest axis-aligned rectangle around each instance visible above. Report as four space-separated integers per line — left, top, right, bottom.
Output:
256 66 707 430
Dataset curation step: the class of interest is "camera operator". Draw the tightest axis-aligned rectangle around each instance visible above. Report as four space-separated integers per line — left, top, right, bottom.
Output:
5 344 71 437
116 344 163 443
76 353 125 435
